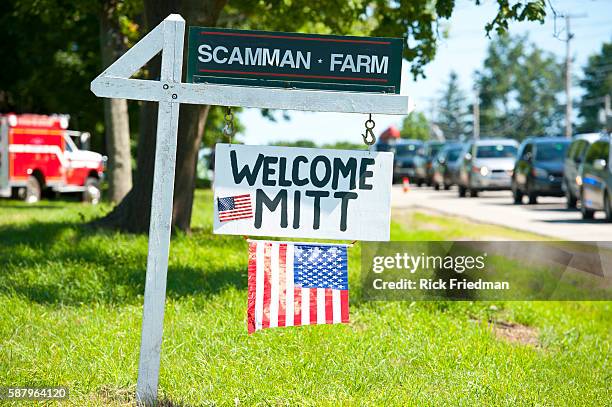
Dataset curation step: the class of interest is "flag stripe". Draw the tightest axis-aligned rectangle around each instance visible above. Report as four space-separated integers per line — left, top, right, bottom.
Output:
301 288 310 325
317 288 326 325
310 289 318 325
285 244 295 327
261 242 271 329
325 289 334 324
332 289 341 324
340 290 349 323
254 242 265 331
219 214 253 222
278 244 287 327
219 209 253 216
247 242 257 334
269 243 280 328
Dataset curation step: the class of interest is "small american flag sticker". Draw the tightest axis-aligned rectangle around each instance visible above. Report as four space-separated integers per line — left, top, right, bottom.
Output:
217 194 253 222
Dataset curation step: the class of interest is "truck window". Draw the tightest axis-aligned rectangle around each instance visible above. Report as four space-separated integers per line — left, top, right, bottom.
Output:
63 135 78 153
585 141 609 164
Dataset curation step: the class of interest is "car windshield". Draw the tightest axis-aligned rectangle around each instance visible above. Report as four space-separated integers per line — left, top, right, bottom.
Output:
396 144 421 155
428 143 444 157
447 147 462 161
535 142 569 161
476 144 517 158
375 144 393 152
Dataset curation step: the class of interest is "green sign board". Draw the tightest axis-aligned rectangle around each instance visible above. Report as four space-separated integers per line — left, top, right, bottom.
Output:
187 27 403 94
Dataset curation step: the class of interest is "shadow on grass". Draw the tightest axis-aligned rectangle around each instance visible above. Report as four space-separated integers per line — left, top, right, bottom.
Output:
0 220 246 305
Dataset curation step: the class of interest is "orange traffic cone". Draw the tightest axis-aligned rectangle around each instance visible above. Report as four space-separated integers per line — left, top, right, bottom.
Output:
402 177 410 193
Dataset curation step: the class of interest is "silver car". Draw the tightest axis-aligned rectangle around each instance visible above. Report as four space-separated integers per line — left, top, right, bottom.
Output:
457 139 519 197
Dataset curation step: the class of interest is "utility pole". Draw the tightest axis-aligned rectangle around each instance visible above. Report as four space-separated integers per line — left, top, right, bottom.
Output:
603 94 611 132
564 15 573 138
557 13 587 138
473 88 480 139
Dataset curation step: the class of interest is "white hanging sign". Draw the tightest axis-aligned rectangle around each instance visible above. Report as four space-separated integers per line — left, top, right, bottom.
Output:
213 143 393 241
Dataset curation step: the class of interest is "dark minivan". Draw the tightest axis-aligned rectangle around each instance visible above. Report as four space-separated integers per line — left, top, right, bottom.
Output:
375 139 426 184
563 133 603 208
512 137 570 204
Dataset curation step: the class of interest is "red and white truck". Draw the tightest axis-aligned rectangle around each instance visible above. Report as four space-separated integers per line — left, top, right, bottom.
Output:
0 114 105 203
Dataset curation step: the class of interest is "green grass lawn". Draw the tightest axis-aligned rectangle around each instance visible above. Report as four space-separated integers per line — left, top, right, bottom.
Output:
0 190 609 406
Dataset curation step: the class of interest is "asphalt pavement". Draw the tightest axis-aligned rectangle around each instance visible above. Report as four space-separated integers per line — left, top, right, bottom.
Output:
392 185 612 241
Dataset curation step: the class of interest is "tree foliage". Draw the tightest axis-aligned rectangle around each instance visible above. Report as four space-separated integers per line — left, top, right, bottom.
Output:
400 111 430 140
476 34 563 140
578 41 612 133
0 0 549 232
436 71 469 139
0 0 102 143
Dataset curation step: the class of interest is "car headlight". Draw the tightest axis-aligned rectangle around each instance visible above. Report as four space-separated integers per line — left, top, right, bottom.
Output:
533 167 548 178
576 175 582 186
480 166 489 176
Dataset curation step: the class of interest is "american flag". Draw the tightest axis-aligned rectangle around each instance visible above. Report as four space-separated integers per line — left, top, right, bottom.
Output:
217 194 253 222
247 240 349 333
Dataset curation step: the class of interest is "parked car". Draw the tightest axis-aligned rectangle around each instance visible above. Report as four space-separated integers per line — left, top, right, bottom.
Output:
422 140 445 186
0 114 105 203
512 137 570 204
375 139 426 184
563 133 604 208
432 142 464 190
457 138 518 197
579 136 611 221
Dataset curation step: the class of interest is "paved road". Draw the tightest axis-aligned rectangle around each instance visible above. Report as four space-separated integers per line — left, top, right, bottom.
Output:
392 185 612 241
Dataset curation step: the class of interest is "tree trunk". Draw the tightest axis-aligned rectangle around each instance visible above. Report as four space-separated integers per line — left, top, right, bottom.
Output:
100 0 133 203
93 0 226 233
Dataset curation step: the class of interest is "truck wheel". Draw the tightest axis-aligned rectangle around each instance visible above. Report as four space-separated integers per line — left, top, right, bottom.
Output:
25 175 42 204
83 177 101 204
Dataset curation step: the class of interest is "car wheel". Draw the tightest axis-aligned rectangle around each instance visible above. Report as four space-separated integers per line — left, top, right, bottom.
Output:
527 182 537 204
565 181 577 209
605 192 612 222
83 177 101 204
512 182 523 204
433 183 440 191
443 183 451 191
580 189 595 219
469 188 479 197
25 175 42 204
458 185 466 197
528 192 537 205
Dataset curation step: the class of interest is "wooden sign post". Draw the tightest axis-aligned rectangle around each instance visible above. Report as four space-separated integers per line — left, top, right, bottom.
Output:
91 14 411 406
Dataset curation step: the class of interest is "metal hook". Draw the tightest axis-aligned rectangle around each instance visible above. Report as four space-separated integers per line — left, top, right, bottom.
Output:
362 114 376 145
223 107 235 144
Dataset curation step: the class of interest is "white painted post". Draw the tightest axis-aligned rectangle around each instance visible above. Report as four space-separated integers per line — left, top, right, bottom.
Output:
90 12 413 406
135 15 184 406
